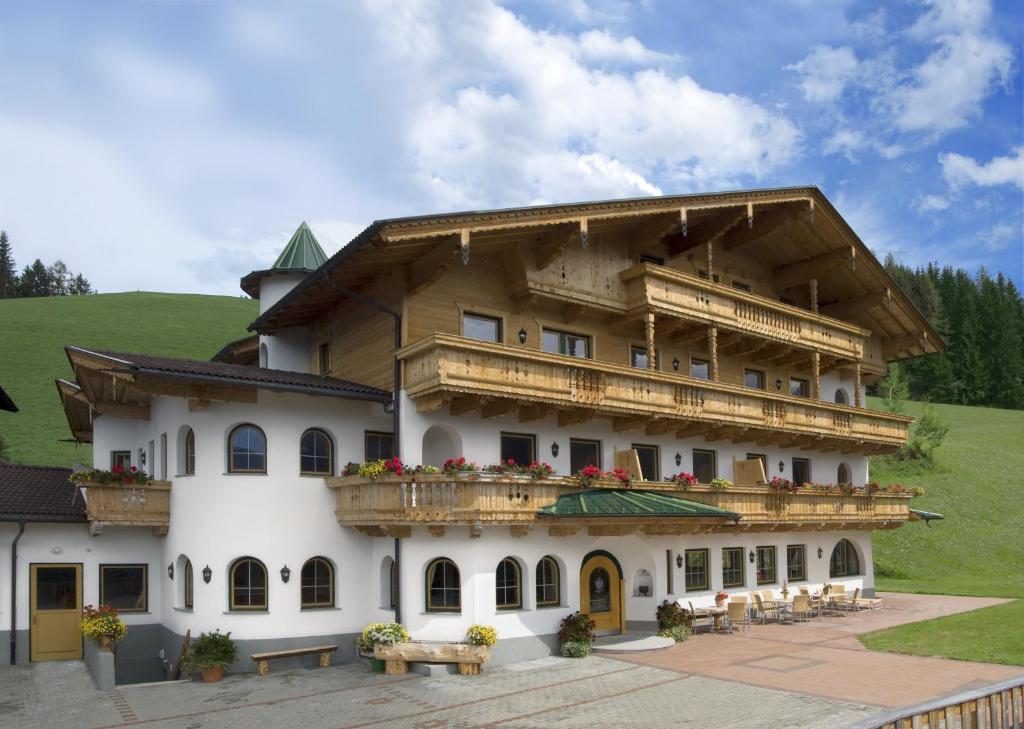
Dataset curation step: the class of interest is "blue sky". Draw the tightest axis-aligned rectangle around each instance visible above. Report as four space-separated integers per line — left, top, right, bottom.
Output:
0 0 1020 295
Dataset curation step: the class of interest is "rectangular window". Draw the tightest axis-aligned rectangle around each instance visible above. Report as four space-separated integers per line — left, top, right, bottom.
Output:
684 549 709 591
631 444 659 481
756 546 776 585
792 458 810 486
666 550 674 594
787 545 806 582
570 439 602 473
639 254 665 266
541 328 591 358
100 564 148 612
722 547 745 588
690 357 710 380
630 345 658 370
111 451 131 469
746 453 768 482
500 432 536 466
159 433 167 480
463 312 502 343
364 431 394 461
731 280 752 292
692 449 716 484
790 377 809 398
184 562 194 609
744 369 766 390
318 342 331 374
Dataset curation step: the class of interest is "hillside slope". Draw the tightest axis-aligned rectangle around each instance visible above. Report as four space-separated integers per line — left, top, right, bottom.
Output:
0 292 258 467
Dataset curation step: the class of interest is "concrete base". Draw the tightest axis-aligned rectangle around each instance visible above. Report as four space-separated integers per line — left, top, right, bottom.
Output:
592 635 675 654
410 662 458 677
84 641 116 690
489 632 559 665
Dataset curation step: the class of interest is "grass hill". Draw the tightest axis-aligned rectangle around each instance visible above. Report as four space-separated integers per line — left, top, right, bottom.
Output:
0 292 258 468
864 398 1024 665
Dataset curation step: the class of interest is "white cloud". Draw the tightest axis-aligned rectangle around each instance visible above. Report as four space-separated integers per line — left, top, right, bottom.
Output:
365 0 800 209
94 45 217 115
980 222 1020 252
823 129 866 161
914 194 951 212
907 0 991 39
787 45 859 103
576 29 676 65
940 148 1024 190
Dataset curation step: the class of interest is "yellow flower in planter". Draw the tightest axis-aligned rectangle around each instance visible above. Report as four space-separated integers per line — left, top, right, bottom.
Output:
466 625 497 646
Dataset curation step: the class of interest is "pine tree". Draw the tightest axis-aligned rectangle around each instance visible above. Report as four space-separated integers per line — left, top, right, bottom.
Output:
69 273 93 295
47 260 71 295
17 259 52 298
0 230 16 299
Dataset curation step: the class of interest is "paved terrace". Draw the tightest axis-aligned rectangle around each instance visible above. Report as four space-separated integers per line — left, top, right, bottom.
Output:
0 593 1018 729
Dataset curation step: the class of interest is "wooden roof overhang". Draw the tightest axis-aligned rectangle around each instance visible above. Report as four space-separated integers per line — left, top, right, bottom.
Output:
250 187 943 360
210 335 260 365
0 384 17 413
55 379 94 443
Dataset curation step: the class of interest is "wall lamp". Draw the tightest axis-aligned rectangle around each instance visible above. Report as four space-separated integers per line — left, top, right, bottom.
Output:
202 565 212 583
778 460 785 473
280 565 291 583
675 452 682 467
551 442 560 458
775 377 783 391
672 357 680 371
518 328 528 344
167 563 174 580
748 550 756 564
675 554 683 568
817 547 824 559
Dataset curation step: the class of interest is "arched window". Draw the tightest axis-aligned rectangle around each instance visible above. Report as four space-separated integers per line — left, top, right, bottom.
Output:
230 557 268 610
185 428 196 476
536 556 560 607
425 558 460 613
835 388 848 405
259 342 268 368
381 556 397 609
228 424 266 473
496 557 522 610
837 463 851 485
184 558 194 609
300 428 333 475
301 557 334 608
830 539 861 578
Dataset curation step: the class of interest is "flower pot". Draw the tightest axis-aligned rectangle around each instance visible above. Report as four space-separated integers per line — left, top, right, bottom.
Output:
98 635 113 652
715 598 725 608
369 657 386 673
202 665 225 683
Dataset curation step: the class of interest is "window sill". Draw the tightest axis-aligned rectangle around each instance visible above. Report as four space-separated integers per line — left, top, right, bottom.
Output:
496 607 529 614
173 607 194 613
223 610 269 614
420 611 462 616
222 472 268 476
300 606 341 612
535 604 568 611
299 473 334 478
174 474 194 479
118 611 151 615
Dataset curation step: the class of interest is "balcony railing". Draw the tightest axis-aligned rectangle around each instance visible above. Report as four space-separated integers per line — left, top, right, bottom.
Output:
620 263 874 364
80 480 171 536
399 334 910 452
326 474 912 534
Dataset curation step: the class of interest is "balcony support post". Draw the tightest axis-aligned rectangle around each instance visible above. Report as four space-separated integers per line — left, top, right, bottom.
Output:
645 313 656 370
810 278 818 314
706 237 714 280
708 326 719 381
854 364 863 408
812 351 821 400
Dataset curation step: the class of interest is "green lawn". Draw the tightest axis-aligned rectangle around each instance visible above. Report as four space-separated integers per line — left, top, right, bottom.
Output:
0 292 257 467
863 398 1024 665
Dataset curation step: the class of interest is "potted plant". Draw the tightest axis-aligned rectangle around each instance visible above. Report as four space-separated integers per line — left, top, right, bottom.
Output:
670 472 698 489
558 611 596 658
442 457 479 477
70 465 151 486
184 630 237 683
710 478 732 490
526 461 555 480
575 465 604 488
781 581 789 600
359 622 410 672
609 467 630 486
714 591 728 607
656 600 690 631
81 604 127 651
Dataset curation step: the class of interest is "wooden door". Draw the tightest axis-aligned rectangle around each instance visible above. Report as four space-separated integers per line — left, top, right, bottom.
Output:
30 564 83 661
580 555 621 635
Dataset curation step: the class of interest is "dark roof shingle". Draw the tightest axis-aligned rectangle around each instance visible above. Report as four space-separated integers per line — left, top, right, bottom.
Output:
0 463 86 521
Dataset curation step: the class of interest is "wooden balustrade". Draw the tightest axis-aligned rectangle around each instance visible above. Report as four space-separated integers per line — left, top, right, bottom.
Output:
620 263 872 363
326 475 912 534
847 675 1024 729
400 334 910 452
80 480 172 536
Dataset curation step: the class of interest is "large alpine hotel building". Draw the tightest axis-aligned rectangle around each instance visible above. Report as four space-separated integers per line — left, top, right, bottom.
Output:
1 187 941 680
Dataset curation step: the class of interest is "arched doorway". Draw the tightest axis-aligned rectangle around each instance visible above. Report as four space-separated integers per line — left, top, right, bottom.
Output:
580 552 622 635
422 425 461 467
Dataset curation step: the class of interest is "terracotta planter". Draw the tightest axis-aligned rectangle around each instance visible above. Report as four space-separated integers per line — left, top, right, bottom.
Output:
714 599 725 608
202 665 225 683
98 635 113 652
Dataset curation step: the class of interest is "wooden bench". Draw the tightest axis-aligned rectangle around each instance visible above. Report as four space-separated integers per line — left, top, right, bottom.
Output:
251 645 338 676
374 642 492 676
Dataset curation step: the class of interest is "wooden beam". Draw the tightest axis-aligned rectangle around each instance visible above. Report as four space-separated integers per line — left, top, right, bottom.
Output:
481 399 517 419
407 234 459 294
558 409 594 427
519 404 553 423
95 402 150 420
548 525 580 537
882 332 927 359
819 288 890 320
449 397 481 417
773 246 855 290
612 416 648 433
664 208 744 256
626 209 685 257
644 419 678 436
415 393 449 413
720 203 802 251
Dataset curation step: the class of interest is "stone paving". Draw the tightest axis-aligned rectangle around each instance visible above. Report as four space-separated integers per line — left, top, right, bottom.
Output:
0 654 876 729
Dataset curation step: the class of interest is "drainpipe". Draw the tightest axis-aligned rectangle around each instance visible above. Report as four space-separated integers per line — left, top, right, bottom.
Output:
10 521 25 665
318 272 404 623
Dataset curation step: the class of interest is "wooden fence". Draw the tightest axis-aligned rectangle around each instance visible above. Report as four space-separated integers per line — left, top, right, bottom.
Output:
847 675 1024 729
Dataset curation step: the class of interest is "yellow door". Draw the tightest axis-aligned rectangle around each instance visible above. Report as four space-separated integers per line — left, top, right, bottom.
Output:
30 564 83 661
580 555 621 635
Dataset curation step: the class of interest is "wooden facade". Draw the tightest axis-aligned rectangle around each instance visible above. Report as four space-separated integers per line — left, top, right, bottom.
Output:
81 479 172 536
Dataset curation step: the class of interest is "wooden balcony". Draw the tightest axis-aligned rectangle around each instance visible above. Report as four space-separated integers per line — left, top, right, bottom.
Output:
620 262 873 364
81 480 171 536
399 334 911 453
325 475 912 535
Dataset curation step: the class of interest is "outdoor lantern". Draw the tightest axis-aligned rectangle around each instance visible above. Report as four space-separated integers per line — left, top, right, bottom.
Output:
551 442 559 458
675 452 682 466
775 377 783 391
280 565 291 583
672 357 680 371
675 554 683 568
778 460 785 473
167 563 174 580
518 328 528 344
817 547 824 559
748 550 756 564
202 565 212 583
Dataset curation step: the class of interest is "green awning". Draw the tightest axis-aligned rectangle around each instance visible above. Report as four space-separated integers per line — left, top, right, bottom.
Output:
538 489 740 519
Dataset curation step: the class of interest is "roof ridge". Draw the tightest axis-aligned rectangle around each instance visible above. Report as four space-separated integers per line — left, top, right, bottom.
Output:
0 463 73 472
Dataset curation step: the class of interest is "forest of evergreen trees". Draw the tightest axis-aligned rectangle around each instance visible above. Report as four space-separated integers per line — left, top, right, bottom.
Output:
0 229 94 298
880 255 1024 411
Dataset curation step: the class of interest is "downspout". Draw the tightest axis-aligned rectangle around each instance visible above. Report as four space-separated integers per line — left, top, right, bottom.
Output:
10 521 25 665
318 272 403 623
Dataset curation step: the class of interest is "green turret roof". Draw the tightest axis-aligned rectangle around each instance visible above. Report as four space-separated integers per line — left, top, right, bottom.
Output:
272 222 328 271
538 489 740 519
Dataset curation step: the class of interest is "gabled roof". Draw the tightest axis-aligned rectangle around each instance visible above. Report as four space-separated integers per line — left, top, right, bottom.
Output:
0 384 16 412
0 463 86 522
538 489 740 520
210 334 260 366
240 222 329 298
246 187 943 359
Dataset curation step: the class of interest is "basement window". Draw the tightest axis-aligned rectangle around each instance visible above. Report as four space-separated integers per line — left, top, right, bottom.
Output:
100 564 148 612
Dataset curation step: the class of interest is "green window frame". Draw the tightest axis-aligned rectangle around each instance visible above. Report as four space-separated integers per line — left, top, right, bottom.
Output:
228 424 266 474
536 556 560 607
99 564 148 613
830 539 861 578
541 328 591 358
364 431 394 461
756 546 776 585
463 312 503 343
184 559 194 609
301 557 335 608
786 545 806 582
425 558 461 613
300 428 334 475
722 547 745 588
496 558 522 610
684 549 709 591
229 557 268 611
184 429 196 476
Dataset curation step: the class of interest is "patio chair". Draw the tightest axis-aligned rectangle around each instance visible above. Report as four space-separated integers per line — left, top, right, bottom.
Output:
760 590 781 610
799 586 822 617
688 601 714 633
852 590 883 610
752 592 777 623
790 594 812 622
726 600 750 633
827 584 848 612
